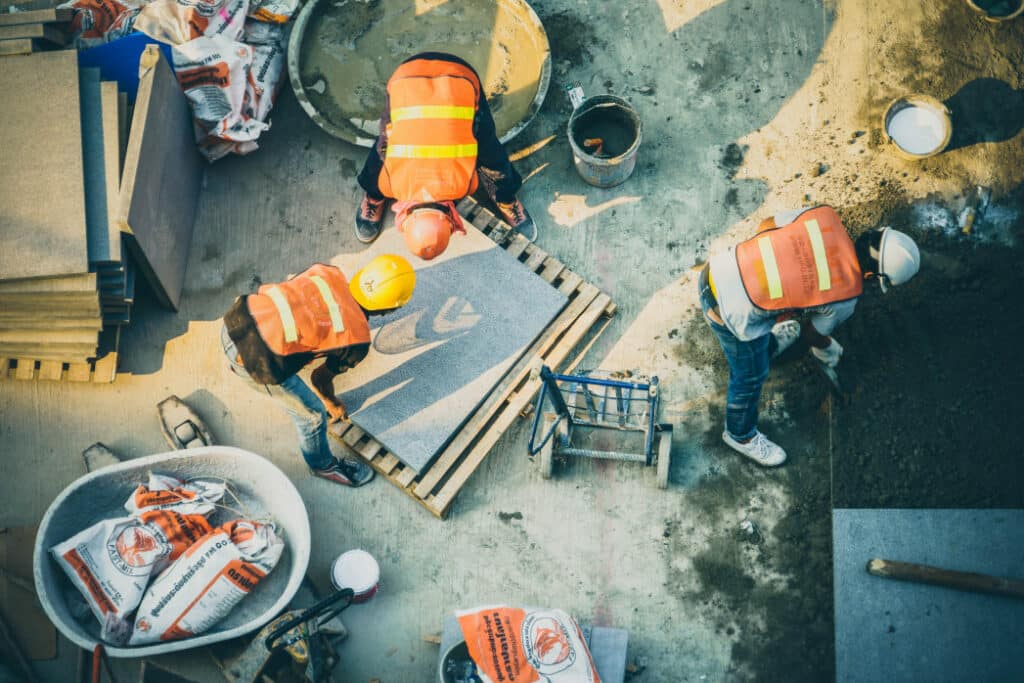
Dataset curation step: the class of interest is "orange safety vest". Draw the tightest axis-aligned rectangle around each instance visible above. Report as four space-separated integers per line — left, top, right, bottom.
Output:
247 264 371 357
735 206 863 311
378 58 481 202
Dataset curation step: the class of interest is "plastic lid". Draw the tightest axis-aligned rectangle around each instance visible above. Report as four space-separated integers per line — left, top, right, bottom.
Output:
331 549 380 593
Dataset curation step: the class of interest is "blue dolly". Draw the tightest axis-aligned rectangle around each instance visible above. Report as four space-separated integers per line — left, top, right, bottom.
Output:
527 365 673 488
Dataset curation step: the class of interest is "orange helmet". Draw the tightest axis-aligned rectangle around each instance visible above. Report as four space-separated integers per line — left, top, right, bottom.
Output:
401 207 453 261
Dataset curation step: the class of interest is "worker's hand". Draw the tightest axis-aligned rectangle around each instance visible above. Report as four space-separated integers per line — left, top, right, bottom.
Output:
310 364 348 423
810 338 843 368
324 400 349 424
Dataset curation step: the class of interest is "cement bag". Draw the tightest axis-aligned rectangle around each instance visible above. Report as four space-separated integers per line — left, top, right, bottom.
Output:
134 0 248 44
51 509 214 643
125 473 226 515
173 35 270 148
59 0 142 48
128 519 284 645
247 0 297 23
456 606 601 683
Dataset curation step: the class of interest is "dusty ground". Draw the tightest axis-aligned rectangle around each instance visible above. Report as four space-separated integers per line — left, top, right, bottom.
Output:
2 0 1023 681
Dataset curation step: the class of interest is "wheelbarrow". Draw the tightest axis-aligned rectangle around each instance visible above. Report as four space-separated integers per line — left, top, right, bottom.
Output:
527 365 673 489
32 446 311 658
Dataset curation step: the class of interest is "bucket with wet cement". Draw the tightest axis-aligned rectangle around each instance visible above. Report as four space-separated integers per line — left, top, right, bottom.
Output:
965 0 1024 21
568 95 642 188
883 96 953 160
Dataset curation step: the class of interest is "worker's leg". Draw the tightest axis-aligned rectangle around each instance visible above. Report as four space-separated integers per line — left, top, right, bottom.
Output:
474 99 522 203
354 131 389 242
357 138 387 201
222 326 333 470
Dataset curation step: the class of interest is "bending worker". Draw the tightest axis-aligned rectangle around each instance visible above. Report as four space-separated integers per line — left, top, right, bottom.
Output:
354 51 535 258
221 255 416 487
699 205 920 466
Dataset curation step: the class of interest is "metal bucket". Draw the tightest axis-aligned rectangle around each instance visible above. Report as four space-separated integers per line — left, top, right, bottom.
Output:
288 0 551 147
33 446 311 657
965 0 1024 21
568 95 642 188
438 639 477 683
883 95 953 160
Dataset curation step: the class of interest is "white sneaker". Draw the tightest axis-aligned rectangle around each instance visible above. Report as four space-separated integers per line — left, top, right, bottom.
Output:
771 320 801 358
722 430 787 467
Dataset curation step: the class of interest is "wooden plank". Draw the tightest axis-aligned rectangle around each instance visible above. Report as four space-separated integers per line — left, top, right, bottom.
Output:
117 90 128 170
13 359 35 380
100 81 122 260
395 466 417 488
538 258 566 284
431 294 613 515
0 38 31 55
66 362 92 382
0 358 9 380
37 360 62 381
0 273 96 293
115 45 204 311
341 424 365 446
0 23 64 43
505 235 531 259
0 8 72 25
413 283 602 498
92 352 117 383
0 328 99 345
523 247 548 273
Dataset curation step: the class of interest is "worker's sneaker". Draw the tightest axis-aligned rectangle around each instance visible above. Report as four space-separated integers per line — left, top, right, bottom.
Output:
496 198 537 242
770 320 802 358
312 456 375 487
355 195 387 243
722 430 787 467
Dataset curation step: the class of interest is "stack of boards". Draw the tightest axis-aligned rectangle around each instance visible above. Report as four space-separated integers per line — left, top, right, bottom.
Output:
0 7 70 57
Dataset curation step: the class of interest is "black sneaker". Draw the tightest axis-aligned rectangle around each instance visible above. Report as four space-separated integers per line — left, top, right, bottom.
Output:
496 198 537 242
355 195 387 243
312 456 375 487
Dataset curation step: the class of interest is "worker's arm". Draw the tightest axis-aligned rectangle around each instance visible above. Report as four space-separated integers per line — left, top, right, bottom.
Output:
309 363 348 422
802 299 857 367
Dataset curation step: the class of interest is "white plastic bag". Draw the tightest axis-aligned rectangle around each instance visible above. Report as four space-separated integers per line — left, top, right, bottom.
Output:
125 473 226 515
134 0 248 44
58 0 143 48
128 519 284 645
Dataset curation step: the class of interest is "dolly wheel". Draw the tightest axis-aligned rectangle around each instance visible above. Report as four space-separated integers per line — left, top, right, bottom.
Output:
656 429 672 490
539 416 556 480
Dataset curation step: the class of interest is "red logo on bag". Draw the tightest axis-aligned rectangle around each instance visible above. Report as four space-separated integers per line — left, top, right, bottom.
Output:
521 614 576 674
136 619 151 632
116 527 158 568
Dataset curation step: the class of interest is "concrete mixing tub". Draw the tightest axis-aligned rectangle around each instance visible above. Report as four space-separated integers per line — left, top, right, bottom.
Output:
33 446 311 657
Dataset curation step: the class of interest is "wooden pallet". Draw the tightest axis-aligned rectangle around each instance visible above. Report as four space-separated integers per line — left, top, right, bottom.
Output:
329 196 616 519
0 353 118 383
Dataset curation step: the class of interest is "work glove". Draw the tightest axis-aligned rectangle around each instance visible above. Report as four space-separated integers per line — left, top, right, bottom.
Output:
770 320 801 358
810 338 843 368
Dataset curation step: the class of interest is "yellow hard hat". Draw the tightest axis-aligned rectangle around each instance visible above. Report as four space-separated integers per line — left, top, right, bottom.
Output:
349 254 416 310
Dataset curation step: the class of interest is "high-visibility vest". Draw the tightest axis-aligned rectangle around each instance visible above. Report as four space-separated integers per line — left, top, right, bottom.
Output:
247 264 371 357
735 206 863 311
378 58 481 202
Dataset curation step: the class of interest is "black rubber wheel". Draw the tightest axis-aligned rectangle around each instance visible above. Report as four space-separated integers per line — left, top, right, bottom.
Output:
656 430 672 490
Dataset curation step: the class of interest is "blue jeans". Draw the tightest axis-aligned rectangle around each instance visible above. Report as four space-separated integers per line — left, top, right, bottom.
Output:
699 281 770 441
221 326 334 470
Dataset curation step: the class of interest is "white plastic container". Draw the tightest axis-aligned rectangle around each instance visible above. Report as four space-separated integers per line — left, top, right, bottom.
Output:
330 549 380 603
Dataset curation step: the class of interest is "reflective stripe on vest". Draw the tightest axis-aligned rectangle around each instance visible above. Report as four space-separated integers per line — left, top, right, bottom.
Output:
247 264 370 357
378 57 481 202
734 206 863 311
391 105 475 122
386 143 479 159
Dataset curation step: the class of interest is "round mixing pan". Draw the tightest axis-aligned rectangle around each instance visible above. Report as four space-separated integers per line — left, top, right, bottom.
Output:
288 0 552 147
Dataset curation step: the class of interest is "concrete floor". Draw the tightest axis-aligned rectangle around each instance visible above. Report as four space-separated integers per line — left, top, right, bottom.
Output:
4 0 1023 680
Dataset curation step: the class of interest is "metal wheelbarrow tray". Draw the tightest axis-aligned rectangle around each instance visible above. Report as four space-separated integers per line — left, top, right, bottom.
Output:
33 446 311 657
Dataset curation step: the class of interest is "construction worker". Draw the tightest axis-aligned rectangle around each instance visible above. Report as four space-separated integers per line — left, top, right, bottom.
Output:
220 255 416 487
354 51 535 259
699 205 920 466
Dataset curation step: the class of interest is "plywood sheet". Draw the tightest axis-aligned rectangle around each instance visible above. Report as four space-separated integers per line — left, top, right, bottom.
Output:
0 51 89 280
833 509 1024 683
115 45 204 310
79 67 114 264
100 81 122 262
332 221 566 473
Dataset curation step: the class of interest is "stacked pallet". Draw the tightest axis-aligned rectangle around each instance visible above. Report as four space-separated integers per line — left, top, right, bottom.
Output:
0 50 133 375
0 7 70 56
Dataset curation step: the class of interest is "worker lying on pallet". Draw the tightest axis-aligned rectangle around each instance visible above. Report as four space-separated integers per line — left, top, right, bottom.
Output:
221 255 416 487
354 51 536 258
699 205 920 466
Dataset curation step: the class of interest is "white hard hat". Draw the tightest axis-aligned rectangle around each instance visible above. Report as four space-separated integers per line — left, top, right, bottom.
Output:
877 227 920 292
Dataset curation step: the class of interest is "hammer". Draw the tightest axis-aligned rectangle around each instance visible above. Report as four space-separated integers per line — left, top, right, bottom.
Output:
867 558 1024 600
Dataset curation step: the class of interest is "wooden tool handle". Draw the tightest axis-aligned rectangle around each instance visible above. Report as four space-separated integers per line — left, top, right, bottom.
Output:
867 558 1024 600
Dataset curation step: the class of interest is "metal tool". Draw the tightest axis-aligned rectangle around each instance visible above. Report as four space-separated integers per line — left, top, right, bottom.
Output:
867 558 1024 600
527 365 673 488
157 395 215 449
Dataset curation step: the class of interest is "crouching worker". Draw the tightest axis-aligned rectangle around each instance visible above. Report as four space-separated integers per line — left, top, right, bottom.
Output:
354 51 535 259
221 255 416 486
700 205 920 467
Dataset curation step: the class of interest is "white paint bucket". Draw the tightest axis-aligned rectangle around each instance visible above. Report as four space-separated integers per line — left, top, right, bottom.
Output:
330 549 380 603
883 96 953 160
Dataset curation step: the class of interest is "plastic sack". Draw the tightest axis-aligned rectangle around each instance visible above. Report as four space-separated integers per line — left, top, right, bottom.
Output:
59 0 142 48
125 473 226 515
134 0 248 44
128 519 284 645
51 509 213 642
456 606 601 683
247 0 297 23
